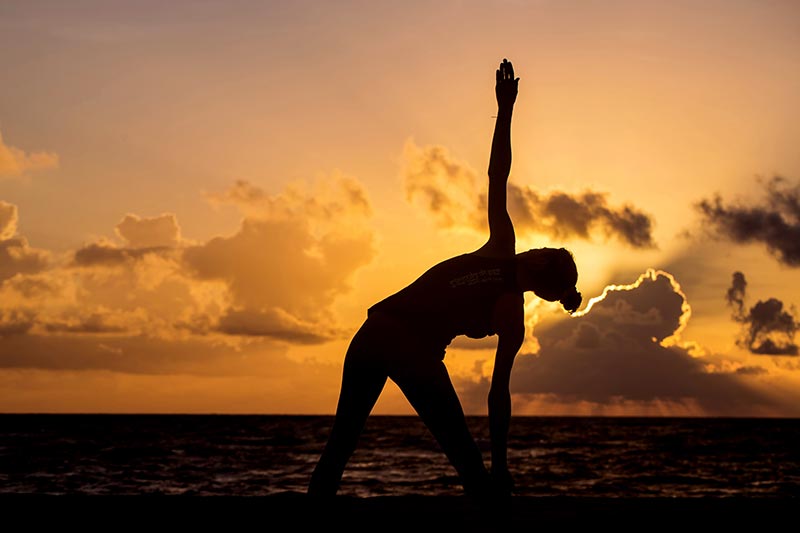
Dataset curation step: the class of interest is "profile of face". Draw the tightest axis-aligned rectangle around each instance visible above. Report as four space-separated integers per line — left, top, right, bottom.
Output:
533 282 568 303
517 247 581 313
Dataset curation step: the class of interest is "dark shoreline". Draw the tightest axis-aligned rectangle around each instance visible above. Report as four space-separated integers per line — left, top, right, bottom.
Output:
4 493 796 529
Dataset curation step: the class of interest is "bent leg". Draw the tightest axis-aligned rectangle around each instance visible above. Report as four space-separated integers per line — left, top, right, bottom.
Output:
308 346 387 497
391 362 490 497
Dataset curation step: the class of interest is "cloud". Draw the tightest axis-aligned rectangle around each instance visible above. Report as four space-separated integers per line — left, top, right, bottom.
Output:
207 175 371 222
403 139 656 248
725 272 798 356
0 333 264 375
0 238 49 281
216 308 340 344
455 270 779 416
73 242 173 267
735 365 768 376
115 213 181 248
0 202 49 281
739 300 798 355
505 188 656 248
67 176 375 346
0 129 59 177
185 176 375 342
402 143 481 229
726 271 747 316
1 249 223 342
42 310 138 334
0 309 35 335
0 175 376 375
0 201 18 239
697 176 800 267
72 213 182 267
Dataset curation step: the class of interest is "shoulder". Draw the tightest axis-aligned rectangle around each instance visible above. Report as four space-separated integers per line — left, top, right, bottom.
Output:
467 247 518 266
471 241 516 259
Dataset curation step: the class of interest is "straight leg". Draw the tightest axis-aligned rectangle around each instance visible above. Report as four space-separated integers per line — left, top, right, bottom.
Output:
391 361 491 497
308 329 387 497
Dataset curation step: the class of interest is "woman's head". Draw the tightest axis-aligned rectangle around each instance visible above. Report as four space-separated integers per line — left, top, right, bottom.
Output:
516 247 582 313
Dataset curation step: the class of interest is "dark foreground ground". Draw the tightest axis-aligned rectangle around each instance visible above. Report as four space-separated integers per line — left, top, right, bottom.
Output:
4 493 796 531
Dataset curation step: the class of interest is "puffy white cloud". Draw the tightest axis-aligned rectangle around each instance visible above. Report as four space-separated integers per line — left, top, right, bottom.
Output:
185 175 375 342
115 213 182 248
0 175 377 374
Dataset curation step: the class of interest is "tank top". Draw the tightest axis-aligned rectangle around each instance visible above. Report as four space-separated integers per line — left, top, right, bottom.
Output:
368 253 520 350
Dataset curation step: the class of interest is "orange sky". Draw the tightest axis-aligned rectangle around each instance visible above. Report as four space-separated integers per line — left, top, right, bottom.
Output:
1 0 799 415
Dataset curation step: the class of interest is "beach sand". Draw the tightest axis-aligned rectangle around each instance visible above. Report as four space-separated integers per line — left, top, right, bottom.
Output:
5 493 795 530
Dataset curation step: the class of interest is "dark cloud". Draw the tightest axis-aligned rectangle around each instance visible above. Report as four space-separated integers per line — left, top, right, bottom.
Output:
725 271 798 356
72 212 181 267
73 243 172 266
503 186 656 248
216 308 342 345
2 275 58 298
403 140 656 248
43 312 130 334
0 333 270 375
455 270 776 415
0 237 49 281
726 271 747 315
739 298 798 356
0 309 35 336
735 366 768 376
0 201 49 280
697 176 800 267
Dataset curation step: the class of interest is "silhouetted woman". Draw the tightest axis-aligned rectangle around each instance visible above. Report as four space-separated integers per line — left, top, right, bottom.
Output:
308 59 582 498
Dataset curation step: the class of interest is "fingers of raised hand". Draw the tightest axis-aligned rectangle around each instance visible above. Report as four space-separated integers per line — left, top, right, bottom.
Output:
497 58 518 85
503 58 514 80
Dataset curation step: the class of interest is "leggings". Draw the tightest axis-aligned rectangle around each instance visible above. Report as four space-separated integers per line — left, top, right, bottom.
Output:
308 311 490 496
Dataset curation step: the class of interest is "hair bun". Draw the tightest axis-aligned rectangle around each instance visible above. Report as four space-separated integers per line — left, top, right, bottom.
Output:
560 287 582 314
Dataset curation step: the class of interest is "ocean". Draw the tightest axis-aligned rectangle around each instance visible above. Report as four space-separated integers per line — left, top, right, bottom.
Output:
2 415 798 497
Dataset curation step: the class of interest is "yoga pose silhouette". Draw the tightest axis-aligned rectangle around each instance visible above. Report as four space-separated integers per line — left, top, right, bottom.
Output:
308 59 582 498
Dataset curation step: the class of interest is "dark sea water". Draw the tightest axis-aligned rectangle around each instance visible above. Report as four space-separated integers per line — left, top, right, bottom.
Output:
1 415 799 497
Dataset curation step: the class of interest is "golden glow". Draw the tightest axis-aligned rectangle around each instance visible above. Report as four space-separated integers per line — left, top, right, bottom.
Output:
572 269 692 348
0 1 799 414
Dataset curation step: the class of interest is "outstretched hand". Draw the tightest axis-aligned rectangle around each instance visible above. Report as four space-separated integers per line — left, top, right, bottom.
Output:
495 58 519 109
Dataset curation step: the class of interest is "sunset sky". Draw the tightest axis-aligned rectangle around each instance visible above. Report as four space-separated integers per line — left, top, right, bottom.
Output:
1 0 799 415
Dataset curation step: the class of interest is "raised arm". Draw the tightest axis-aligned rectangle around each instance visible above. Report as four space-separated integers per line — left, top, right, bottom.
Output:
477 58 519 258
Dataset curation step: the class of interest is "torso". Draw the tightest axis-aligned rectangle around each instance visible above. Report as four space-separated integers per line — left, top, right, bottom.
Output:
368 253 523 350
